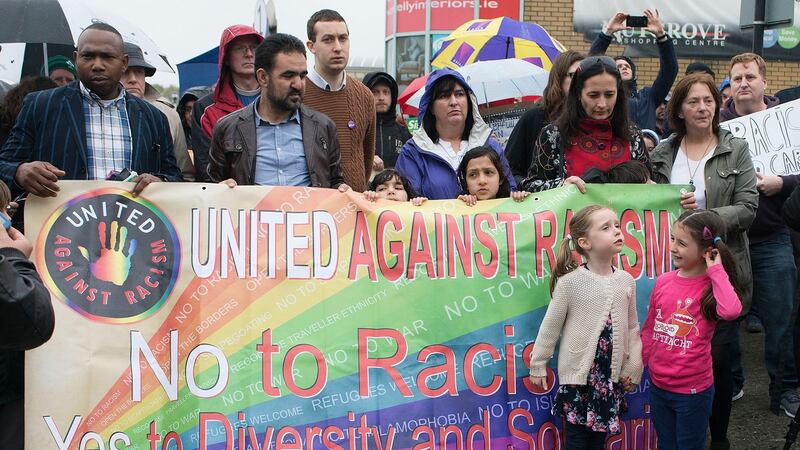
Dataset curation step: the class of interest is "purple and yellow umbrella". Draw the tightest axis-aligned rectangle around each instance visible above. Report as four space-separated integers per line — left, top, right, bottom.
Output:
431 16 566 71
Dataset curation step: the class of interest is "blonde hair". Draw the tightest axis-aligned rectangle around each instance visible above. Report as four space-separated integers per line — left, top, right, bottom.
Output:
550 204 611 293
729 52 767 79
0 181 9 212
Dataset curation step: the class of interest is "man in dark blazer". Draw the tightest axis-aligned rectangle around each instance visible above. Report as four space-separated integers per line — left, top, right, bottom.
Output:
0 22 182 201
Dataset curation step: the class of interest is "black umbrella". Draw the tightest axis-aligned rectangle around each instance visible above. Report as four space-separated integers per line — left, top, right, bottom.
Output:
0 0 74 45
0 0 173 77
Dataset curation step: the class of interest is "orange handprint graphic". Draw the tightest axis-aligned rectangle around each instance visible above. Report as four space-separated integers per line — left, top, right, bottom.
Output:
78 221 137 286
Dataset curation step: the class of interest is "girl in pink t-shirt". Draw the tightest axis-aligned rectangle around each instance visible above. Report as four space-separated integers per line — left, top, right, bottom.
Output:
642 210 742 450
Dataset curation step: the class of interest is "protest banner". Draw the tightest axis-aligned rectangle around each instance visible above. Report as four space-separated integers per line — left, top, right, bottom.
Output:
25 181 682 450
720 98 800 176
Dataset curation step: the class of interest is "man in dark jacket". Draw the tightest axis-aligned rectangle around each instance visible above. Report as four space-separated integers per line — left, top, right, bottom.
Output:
209 33 347 191
720 52 800 423
363 72 411 171
177 86 212 152
589 9 678 131
191 25 264 182
0 23 182 202
0 223 55 449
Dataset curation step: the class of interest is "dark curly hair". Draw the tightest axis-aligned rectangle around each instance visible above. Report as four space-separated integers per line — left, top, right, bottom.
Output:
1 76 58 131
369 169 419 198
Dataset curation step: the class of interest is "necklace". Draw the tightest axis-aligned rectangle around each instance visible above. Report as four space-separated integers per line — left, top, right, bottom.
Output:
682 136 715 192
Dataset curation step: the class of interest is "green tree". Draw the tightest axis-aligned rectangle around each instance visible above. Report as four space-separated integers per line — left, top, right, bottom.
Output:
151 84 179 104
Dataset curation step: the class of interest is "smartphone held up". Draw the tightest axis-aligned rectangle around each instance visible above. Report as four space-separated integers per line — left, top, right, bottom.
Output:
625 15 648 28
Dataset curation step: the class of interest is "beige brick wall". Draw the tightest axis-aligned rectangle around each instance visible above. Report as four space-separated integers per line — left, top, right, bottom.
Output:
525 0 800 95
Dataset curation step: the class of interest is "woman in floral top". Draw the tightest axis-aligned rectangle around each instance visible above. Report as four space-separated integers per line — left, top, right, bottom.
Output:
520 56 651 192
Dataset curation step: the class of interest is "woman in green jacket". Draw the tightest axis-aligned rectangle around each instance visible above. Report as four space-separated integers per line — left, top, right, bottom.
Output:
649 73 757 450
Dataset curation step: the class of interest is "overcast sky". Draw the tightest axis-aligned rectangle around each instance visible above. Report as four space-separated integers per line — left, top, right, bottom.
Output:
88 0 386 85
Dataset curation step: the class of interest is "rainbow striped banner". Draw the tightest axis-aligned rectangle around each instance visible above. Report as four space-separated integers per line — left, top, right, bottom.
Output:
25 181 683 450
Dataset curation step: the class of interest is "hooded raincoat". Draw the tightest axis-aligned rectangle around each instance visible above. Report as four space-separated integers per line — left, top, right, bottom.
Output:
395 69 515 200
177 86 212 150
363 71 411 169
192 25 263 181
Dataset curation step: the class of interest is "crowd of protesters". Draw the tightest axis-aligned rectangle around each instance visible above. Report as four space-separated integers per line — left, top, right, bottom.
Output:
2 6 800 450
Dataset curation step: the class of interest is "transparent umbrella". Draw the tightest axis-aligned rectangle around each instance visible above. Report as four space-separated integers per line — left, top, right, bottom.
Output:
406 59 550 111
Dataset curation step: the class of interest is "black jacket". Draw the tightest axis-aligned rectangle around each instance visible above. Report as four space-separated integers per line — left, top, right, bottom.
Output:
784 184 800 232
190 92 215 182
177 86 212 152
0 247 53 350
363 72 411 169
504 103 547 183
588 33 678 132
0 81 183 197
0 247 55 406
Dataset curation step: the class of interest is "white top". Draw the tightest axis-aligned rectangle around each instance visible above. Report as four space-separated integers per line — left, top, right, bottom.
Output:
307 64 347 91
431 140 470 171
670 145 716 209
528 267 643 386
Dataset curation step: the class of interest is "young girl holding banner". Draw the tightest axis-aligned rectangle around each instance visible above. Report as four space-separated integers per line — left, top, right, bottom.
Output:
363 169 427 206
529 205 642 449
456 146 529 206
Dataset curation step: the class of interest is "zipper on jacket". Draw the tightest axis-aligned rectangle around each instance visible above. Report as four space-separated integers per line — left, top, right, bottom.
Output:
378 126 383 161
235 127 254 185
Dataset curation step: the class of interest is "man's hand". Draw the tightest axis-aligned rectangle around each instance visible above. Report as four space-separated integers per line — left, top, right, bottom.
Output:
644 9 665 37
337 184 352 193
0 226 32 258
220 178 237 188
130 173 163 197
756 172 783 196
605 12 628 35
372 155 385 172
15 161 65 197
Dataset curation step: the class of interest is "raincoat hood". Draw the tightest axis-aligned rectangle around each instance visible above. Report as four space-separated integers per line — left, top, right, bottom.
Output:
213 24 264 105
363 71 399 124
413 68 492 151
177 86 213 119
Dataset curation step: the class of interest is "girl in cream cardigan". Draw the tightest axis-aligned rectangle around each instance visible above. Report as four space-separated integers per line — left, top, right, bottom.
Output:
529 204 643 449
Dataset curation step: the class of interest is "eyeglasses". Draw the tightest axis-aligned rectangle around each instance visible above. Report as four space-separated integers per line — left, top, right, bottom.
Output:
231 44 258 55
576 56 619 75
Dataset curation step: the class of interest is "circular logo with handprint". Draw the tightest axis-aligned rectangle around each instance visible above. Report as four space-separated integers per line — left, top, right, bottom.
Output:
38 188 180 323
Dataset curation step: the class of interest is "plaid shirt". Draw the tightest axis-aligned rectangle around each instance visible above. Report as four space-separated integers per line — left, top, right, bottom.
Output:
80 82 132 180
